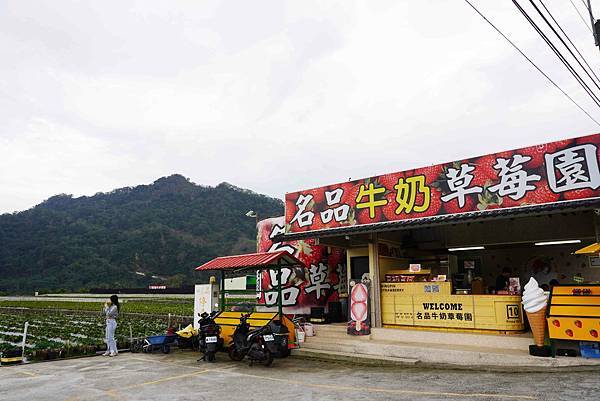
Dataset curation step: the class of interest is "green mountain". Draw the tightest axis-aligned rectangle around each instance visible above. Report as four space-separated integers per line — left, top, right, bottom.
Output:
0 175 283 294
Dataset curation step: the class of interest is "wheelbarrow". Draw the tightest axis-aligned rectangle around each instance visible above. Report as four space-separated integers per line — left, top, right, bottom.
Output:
142 334 176 354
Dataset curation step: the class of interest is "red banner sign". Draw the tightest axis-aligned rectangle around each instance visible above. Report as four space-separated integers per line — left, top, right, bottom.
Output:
285 134 600 233
257 217 346 314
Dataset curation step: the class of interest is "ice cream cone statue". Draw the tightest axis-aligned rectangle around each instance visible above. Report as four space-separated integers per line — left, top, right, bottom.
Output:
522 277 548 347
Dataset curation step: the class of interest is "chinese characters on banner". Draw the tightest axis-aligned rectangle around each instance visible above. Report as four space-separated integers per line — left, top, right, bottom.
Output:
256 217 347 314
285 134 600 233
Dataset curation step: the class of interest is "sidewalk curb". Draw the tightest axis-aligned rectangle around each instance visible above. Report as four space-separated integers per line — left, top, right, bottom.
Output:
291 349 420 367
291 348 600 373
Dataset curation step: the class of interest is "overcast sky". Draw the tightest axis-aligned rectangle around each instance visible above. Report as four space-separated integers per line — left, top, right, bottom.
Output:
1 1 600 213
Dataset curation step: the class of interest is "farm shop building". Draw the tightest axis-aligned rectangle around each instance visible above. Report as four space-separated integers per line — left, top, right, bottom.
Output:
278 133 600 332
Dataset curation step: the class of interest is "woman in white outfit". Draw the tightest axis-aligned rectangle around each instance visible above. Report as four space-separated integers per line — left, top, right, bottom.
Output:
103 295 120 357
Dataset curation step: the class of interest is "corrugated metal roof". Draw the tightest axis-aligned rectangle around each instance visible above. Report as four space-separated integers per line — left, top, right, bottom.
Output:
276 198 600 242
195 251 304 271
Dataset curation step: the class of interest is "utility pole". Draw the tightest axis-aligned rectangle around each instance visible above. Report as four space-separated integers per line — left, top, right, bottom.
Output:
587 0 599 46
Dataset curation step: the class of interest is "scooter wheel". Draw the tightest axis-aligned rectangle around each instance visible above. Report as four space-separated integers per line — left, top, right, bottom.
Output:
207 352 216 362
261 350 273 367
278 347 290 358
162 345 171 354
228 345 244 361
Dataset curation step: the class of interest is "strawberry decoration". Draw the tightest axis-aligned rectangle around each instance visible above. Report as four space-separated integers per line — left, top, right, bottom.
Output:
443 194 477 215
522 138 574 168
257 219 274 251
564 187 598 200
356 205 385 225
520 179 560 205
413 165 444 183
382 192 405 221
310 217 328 231
305 188 326 207
471 152 511 187
376 172 404 192
340 182 362 206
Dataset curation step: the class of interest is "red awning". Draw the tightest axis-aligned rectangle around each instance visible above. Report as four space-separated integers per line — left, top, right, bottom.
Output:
195 251 304 271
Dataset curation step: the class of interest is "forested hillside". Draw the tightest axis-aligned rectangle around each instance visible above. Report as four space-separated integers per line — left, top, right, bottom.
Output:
0 175 283 294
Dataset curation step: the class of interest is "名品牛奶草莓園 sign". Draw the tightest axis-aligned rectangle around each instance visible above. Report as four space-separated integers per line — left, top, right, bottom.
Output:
285 134 600 233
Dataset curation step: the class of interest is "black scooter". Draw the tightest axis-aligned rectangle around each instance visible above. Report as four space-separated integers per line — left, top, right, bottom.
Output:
228 313 277 366
197 311 222 362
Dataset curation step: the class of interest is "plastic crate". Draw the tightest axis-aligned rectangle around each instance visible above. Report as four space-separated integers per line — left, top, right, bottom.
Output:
579 342 600 359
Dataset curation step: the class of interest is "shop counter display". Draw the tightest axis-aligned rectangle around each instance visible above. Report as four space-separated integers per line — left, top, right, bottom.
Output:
381 283 524 332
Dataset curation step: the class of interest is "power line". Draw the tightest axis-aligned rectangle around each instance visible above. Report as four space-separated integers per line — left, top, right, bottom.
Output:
584 0 600 47
578 0 599 48
461 0 600 127
528 0 600 93
538 0 600 87
512 0 600 109
570 0 594 33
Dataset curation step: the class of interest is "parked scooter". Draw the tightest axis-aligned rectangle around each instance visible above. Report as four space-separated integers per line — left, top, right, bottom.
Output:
197 311 222 362
228 313 277 366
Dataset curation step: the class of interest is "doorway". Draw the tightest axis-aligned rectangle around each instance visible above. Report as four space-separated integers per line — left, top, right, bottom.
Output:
350 256 370 282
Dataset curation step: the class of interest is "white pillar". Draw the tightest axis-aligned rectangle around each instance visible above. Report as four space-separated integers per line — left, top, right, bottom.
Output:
368 233 382 328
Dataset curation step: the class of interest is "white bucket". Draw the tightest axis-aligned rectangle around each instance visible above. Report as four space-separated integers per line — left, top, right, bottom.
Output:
302 323 315 337
296 328 305 343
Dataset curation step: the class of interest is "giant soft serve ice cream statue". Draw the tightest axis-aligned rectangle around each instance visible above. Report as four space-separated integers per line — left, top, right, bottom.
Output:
522 277 548 347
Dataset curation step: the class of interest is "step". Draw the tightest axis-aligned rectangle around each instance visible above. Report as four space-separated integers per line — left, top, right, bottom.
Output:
370 327 533 351
293 344 600 372
301 340 370 355
303 334 530 356
304 333 529 354
309 324 347 333
307 331 371 340
303 336 374 347
299 336 561 369
291 348 419 366
308 324 533 351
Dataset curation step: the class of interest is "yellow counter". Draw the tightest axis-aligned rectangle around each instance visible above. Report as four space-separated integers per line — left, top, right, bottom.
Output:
381 283 525 332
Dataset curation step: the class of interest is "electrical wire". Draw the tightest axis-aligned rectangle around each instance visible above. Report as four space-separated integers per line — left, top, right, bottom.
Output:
539 0 600 87
570 0 594 33
461 0 600 127
580 0 590 12
512 0 600 109
528 0 600 92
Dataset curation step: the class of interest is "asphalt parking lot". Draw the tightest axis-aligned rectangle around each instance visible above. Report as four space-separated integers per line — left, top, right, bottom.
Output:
1 351 599 401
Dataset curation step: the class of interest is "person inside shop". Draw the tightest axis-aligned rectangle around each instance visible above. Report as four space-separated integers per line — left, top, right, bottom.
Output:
534 262 557 287
495 267 511 292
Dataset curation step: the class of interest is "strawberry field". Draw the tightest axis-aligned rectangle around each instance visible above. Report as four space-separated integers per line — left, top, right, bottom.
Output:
0 300 194 360
0 299 194 315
